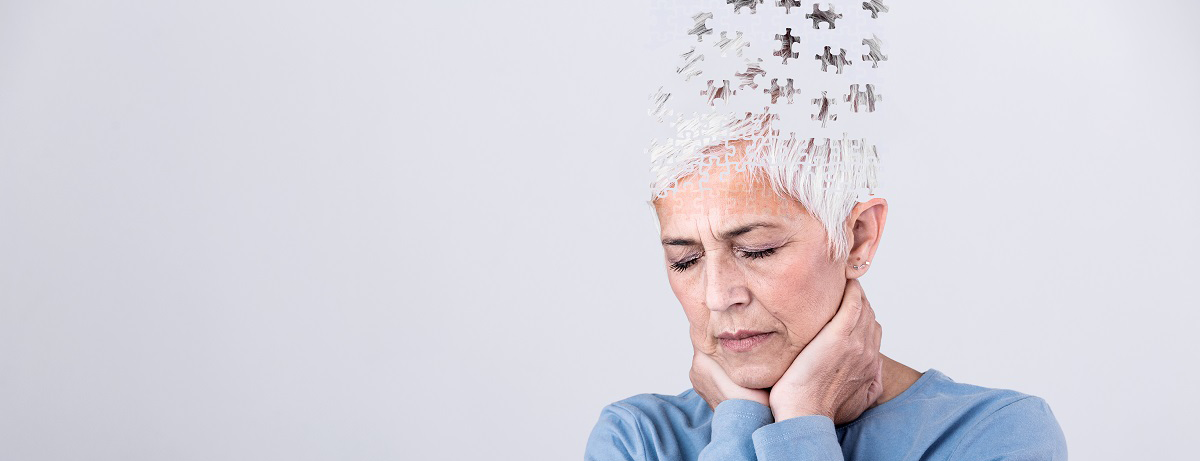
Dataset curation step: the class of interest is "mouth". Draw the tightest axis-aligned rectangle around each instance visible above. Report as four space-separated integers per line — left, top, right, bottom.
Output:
717 330 774 353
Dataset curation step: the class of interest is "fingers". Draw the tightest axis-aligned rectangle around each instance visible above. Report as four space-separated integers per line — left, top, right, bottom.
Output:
831 278 866 337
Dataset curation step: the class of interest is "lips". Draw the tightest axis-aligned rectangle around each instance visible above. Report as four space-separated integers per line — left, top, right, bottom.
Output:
717 330 771 340
717 330 774 353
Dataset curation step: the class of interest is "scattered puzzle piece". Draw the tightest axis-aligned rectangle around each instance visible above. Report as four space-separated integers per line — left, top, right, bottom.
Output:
676 46 704 81
815 45 852 73
734 59 767 90
844 84 881 112
702 80 737 105
688 12 714 42
763 78 797 104
776 0 801 14
649 87 672 120
727 0 765 14
861 34 888 68
773 28 802 64
806 4 842 29
811 91 837 126
715 31 750 57
862 0 889 18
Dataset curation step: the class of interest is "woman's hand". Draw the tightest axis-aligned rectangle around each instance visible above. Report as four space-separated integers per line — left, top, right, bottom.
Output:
767 278 885 425
690 346 770 411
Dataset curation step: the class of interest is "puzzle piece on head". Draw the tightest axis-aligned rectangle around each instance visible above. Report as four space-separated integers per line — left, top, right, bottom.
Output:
715 31 750 57
702 80 737 105
734 58 767 90
776 0 801 14
773 28 802 64
844 84 881 112
811 91 837 127
815 46 852 73
727 0 765 14
764 78 797 104
862 34 888 68
862 0 890 18
806 4 842 29
677 46 704 81
688 12 714 41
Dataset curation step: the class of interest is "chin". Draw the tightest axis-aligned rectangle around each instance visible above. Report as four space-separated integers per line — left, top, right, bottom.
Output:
729 363 786 390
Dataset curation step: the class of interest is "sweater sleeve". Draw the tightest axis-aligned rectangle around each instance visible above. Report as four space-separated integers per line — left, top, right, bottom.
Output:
697 399 775 461
750 415 845 460
584 404 644 461
946 396 1068 461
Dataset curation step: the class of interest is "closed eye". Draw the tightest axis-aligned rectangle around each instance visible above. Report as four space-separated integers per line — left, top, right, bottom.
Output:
738 248 776 259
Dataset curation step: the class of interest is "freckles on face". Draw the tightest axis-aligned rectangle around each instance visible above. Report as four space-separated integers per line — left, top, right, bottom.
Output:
654 162 846 388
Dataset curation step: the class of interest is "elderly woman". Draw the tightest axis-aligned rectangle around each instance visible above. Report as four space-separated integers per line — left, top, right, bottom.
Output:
583 117 1068 460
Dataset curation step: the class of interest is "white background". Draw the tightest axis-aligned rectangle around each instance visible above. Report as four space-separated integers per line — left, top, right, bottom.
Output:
1 1 1198 460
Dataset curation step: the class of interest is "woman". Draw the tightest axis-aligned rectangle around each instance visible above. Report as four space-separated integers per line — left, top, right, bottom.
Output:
583 130 1068 460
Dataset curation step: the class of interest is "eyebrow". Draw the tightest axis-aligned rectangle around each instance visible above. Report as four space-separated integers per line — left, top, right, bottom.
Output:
661 222 779 246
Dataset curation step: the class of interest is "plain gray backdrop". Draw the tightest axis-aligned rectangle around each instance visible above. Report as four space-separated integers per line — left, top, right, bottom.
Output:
1 1 1198 460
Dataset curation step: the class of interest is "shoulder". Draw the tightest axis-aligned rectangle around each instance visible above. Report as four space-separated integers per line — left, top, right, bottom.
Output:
917 371 1068 460
584 389 710 461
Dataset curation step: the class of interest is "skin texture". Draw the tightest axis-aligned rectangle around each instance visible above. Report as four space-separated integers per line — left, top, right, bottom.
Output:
654 144 922 423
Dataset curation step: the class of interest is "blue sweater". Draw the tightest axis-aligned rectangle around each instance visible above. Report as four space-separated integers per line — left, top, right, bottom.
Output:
585 368 1067 461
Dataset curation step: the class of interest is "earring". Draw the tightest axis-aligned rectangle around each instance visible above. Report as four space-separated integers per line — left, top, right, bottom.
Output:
851 260 871 270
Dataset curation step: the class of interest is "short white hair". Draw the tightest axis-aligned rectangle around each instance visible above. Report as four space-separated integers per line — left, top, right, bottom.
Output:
647 110 881 262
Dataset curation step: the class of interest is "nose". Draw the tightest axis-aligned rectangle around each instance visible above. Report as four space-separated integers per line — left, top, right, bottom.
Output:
703 250 751 312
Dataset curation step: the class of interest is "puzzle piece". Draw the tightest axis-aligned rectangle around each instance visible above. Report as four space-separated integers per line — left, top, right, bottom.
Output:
649 87 672 120
862 0 890 18
844 84 881 112
734 58 767 90
811 91 837 127
815 46 852 73
776 0 801 14
715 31 750 57
861 34 888 68
763 78 797 104
727 0 765 14
701 80 737 105
773 28 802 64
806 4 842 29
688 12 714 42
676 46 704 81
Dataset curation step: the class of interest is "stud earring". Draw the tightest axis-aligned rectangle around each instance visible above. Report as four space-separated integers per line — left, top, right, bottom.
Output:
851 260 871 270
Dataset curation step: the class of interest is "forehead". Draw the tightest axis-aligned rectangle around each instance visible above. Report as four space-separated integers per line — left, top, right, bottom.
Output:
654 162 807 229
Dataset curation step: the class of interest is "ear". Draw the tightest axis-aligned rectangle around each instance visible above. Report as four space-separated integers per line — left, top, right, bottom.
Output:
844 197 887 279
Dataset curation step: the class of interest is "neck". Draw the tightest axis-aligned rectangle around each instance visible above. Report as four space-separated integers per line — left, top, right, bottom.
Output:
868 354 923 410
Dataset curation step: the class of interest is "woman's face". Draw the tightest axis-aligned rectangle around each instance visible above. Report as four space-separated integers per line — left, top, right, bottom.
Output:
654 164 850 390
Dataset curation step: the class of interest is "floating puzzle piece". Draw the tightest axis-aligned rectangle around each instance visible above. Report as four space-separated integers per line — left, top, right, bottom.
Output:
773 28 802 64
815 45 852 73
702 79 737 105
734 59 767 90
862 0 890 18
688 12 714 42
806 4 842 29
649 87 672 120
763 78 797 104
676 46 704 81
715 31 750 57
776 0 801 14
861 34 888 68
727 0 765 14
844 84 881 112
811 91 837 126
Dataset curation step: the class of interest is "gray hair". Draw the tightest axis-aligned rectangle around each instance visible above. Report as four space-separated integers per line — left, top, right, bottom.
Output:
647 111 881 262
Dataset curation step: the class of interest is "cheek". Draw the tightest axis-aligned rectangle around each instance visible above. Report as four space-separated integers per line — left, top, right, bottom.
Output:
752 255 841 346
668 275 715 350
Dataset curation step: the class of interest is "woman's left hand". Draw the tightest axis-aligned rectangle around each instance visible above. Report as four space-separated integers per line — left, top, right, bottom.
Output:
767 278 885 425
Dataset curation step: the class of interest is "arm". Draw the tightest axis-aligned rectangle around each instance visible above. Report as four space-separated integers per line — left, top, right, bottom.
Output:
946 396 1068 461
696 399 774 461
750 415 844 461
584 405 643 461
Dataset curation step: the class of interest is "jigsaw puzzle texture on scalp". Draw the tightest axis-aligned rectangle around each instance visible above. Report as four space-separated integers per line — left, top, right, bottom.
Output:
647 0 890 211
